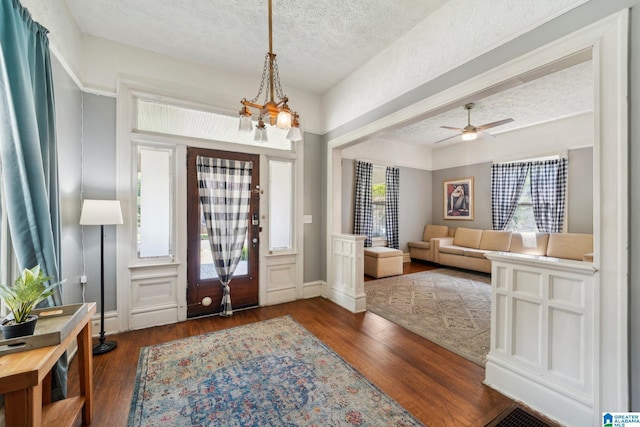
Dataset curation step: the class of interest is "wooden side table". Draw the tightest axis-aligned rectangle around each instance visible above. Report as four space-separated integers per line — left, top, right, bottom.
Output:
0 302 96 426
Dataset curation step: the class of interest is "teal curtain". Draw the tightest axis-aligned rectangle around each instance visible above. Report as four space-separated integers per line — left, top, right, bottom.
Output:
0 0 66 400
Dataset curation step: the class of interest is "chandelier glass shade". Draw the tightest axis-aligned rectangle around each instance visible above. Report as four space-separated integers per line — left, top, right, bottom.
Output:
238 0 301 143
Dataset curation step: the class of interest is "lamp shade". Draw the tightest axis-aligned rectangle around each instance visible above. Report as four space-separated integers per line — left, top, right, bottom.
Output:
80 199 123 225
276 110 292 129
238 114 253 132
286 126 303 142
254 126 269 143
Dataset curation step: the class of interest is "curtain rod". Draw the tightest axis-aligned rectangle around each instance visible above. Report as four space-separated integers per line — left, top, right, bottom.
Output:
350 157 398 168
493 150 568 164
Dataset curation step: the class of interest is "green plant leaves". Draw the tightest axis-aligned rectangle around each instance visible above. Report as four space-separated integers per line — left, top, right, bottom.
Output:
0 265 62 324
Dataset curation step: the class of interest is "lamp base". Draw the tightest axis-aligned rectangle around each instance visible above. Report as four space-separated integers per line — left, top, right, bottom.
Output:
93 340 117 355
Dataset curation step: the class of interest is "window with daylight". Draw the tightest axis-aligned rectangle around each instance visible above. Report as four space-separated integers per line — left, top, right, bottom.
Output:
505 171 538 232
371 166 386 239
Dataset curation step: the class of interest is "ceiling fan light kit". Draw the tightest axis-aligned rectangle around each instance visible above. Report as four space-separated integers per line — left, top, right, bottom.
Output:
436 102 514 144
238 0 302 143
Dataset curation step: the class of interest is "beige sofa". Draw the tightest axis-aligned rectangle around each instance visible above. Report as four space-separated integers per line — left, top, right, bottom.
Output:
433 228 512 273
430 227 593 274
407 225 450 262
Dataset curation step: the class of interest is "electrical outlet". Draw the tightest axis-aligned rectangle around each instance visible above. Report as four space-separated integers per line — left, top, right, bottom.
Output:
80 275 87 284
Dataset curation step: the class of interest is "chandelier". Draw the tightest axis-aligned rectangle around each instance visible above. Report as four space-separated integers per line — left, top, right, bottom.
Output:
238 0 302 143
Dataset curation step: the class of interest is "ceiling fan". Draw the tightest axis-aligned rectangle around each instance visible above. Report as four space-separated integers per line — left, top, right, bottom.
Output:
435 103 514 144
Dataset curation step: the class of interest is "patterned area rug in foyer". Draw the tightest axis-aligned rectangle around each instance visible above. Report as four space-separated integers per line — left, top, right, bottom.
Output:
365 268 491 366
128 316 423 426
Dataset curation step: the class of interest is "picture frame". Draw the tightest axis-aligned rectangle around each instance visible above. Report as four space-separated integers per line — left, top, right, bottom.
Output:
444 177 474 220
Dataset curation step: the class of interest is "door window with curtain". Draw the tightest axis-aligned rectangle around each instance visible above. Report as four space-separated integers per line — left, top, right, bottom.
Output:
186 148 260 318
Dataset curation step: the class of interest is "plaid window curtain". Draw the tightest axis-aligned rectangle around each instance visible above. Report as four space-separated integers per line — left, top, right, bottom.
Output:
196 156 252 317
490 162 530 230
385 167 400 249
530 158 568 233
353 160 373 247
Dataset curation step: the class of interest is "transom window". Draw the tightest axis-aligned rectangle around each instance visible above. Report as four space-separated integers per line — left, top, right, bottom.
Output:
135 99 292 151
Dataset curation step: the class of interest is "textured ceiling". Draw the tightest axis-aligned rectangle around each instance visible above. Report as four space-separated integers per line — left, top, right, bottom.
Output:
373 60 593 147
62 1 593 144
62 0 451 94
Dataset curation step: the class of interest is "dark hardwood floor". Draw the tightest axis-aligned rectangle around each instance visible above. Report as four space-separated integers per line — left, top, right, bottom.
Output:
364 259 438 281
67 279 516 426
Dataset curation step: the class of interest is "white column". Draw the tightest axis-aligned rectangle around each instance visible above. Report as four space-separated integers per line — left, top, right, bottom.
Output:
326 234 366 313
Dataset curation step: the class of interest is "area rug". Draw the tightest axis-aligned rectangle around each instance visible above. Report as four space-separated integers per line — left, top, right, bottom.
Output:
365 268 491 366
127 316 423 426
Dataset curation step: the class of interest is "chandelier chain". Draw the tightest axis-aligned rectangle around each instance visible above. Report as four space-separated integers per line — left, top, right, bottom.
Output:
249 54 270 105
272 57 285 100
238 0 301 141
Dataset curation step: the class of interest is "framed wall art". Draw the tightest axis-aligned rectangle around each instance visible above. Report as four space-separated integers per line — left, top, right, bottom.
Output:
444 177 474 220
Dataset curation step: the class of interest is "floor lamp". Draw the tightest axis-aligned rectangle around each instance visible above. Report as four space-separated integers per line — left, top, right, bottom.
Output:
80 199 123 355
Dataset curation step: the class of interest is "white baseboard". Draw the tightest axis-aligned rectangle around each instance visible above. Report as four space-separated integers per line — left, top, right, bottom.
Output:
302 280 325 298
325 286 366 313
403 252 411 263
485 357 591 427
91 309 119 337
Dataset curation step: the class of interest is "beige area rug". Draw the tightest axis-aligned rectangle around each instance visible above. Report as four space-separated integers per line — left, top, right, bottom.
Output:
365 268 491 366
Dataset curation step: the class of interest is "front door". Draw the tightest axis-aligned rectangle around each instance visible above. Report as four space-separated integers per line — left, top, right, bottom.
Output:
186 147 260 317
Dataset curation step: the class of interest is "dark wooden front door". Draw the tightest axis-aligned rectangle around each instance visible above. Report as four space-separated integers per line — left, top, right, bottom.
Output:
186 147 260 317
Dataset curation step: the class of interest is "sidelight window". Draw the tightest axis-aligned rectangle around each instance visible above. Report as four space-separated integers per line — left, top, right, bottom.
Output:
269 159 293 251
136 145 174 259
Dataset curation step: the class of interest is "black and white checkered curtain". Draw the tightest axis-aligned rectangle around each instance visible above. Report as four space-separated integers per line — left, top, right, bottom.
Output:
385 167 400 249
530 158 568 233
196 156 253 317
491 162 530 230
353 160 373 247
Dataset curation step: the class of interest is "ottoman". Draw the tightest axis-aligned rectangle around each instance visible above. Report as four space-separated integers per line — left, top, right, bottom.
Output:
364 247 403 278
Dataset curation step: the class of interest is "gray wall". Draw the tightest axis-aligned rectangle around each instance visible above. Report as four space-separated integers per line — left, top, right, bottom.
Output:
303 133 324 282
341 159 433 252
320 135 327 282
567 147 593 233
432 162 493 230
399 167 432 252
430 148 593 233
81 94 118 312
52 55 83 305
53 57 119 314
341 159 355 234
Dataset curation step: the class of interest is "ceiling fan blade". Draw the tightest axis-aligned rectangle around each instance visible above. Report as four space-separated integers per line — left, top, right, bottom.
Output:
478 130 495 138
434 134 461 144
440 126 464 131
476 118 514 131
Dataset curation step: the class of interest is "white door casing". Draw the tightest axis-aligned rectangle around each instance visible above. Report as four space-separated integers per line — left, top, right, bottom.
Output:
116 82 305 330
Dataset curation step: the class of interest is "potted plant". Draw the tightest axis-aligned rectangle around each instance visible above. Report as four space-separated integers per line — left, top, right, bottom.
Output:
0 265 62 339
